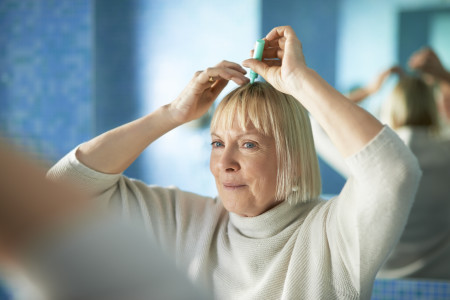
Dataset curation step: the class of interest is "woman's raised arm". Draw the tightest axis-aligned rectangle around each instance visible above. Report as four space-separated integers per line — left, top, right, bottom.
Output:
77 61 249 174
242 26 382 158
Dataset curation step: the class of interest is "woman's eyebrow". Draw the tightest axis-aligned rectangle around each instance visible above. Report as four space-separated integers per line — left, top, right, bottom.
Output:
210 132 266 140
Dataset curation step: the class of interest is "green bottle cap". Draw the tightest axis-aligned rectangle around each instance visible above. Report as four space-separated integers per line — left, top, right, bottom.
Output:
249 39 265 84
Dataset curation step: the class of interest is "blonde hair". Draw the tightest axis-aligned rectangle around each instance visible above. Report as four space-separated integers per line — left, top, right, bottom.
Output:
210 82 321 204
383 76 438 131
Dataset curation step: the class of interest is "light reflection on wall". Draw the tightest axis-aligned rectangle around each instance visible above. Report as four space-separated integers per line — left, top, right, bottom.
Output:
136 1 261 197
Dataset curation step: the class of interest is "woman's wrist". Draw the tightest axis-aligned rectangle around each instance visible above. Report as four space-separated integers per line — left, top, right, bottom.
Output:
289 68 322 102
157 103 186 129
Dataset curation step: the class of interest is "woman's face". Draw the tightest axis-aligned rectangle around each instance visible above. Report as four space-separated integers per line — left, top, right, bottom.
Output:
210 118 280 217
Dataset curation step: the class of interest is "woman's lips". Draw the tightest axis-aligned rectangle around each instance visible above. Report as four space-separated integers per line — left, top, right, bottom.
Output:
222 183 246 190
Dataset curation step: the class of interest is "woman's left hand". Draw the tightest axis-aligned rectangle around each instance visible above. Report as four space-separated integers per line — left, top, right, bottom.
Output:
242 26 307 95
169 60 249 125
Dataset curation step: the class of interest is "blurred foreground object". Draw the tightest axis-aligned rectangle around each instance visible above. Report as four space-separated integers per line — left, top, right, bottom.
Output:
0 137 208 300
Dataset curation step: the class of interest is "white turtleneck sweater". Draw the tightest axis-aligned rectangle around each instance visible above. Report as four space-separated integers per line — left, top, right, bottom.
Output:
46 126 421 299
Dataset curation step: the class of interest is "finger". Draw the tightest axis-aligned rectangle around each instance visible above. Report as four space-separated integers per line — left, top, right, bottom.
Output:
198 67 249 86
263 48 279 59
242 58 270 79
214 60 247 74
267 37 286 49
265 38 280 48
250 47 284 62
267 49 284 60
210 79 229 97
264 37 287 50
250 47 278 59
262 59 282 67
265 26 298 43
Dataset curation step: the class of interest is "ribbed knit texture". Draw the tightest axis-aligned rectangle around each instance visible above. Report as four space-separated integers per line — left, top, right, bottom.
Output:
48 126 421 299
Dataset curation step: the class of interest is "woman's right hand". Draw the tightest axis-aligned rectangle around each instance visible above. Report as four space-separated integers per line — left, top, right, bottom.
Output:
168 60 249 125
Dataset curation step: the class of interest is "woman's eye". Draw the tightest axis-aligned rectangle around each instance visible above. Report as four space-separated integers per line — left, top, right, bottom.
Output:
211 141 223 148
243 142 256 149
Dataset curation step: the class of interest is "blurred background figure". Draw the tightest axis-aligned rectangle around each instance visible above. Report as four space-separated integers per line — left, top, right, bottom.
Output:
314 58 450 279
0 138 208 300
378 74 450 280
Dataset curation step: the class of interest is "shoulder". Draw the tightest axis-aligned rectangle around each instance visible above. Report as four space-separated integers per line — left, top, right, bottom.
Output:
129 182 218 207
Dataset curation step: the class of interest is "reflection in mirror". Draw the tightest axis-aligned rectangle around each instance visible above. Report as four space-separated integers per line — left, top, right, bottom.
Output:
330 1 450 282
378 5 450 281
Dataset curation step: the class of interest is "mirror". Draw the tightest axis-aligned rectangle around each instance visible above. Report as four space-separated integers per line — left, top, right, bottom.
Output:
1 1 449 292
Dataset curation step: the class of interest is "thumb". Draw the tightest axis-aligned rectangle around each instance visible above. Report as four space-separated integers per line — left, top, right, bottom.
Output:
242 58 269 78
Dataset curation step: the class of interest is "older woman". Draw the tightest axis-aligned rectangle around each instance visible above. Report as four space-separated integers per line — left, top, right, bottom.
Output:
49 26 421 299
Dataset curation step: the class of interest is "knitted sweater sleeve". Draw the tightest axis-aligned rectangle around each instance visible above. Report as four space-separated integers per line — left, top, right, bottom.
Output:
47 147 122 197
333 126 421 293
46 146 223 269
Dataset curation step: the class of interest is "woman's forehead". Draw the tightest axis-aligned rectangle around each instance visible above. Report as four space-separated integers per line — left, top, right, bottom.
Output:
212 112 257 131
211 120 257 135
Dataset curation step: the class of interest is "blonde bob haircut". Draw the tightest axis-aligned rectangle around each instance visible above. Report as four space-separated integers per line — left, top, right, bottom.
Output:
383 76 438 131
210 82 321 204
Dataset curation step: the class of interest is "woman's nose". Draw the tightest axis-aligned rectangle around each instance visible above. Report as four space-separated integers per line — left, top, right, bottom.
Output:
218 148 240 172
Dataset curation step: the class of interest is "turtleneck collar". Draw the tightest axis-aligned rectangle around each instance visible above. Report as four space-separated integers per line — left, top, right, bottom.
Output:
228 199 320 239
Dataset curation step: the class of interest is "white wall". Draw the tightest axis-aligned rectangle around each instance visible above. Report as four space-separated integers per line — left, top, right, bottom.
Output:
136 0 261 197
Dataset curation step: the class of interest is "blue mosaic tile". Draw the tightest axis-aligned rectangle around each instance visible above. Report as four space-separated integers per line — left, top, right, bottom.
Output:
372 279 450 300
0 0 92 162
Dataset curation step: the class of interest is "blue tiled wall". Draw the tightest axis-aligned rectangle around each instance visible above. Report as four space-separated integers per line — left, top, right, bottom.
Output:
94 0 143 178
372 279 450 300
0 0 92 163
